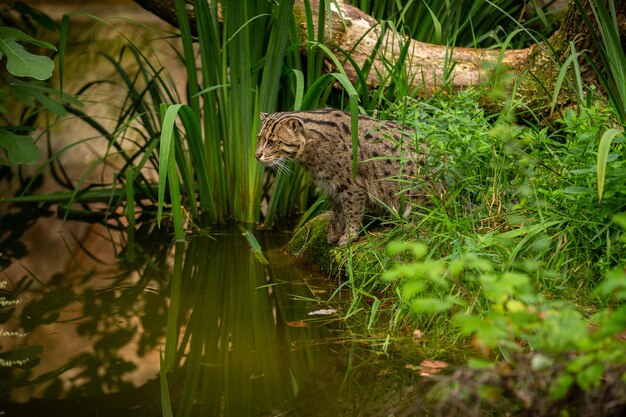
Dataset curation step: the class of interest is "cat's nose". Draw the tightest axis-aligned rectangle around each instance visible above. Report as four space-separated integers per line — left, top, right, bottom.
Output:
255 149 263 160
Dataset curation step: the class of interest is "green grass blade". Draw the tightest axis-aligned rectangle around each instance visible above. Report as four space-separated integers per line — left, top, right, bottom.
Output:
423 2 442 44
259 0 294 112
289 69 305 110
550 45 583 114
596 128 622 201
237 224 269 265
159 350 174 417
164 241 184 370
157 103 182 226
174 0 200 114
168 149 184 241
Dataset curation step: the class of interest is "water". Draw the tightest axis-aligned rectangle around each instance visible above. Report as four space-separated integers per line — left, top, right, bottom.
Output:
0 214 418 416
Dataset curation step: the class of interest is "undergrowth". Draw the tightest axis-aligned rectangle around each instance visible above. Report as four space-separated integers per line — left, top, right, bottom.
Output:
329 87 626 412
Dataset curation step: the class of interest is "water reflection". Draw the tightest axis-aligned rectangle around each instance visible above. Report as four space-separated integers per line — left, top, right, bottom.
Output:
163 225 334 416
0 219 348 415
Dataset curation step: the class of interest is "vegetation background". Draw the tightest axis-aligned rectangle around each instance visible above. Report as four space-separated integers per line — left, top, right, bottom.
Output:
1 0 626 415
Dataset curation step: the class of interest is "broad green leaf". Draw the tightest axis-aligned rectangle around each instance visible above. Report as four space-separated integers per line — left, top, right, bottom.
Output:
411 297 453 314
0 27 56 50
575 362 604 391
0 128 40 165
0 30 55 80
549 373 574 400
157 103 183 226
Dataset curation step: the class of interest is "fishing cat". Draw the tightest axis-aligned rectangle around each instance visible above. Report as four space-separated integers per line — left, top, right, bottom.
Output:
256 109 423 246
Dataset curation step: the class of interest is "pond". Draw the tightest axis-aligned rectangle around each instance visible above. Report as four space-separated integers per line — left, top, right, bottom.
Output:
0 207 422 416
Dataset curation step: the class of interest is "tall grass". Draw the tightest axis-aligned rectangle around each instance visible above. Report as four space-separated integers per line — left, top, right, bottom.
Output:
571 0 626 203
157 0 373 229
352 0 559 47
6 0 562 232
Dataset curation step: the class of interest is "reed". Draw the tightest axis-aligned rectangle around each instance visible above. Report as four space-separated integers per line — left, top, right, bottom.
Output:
354 0 558 47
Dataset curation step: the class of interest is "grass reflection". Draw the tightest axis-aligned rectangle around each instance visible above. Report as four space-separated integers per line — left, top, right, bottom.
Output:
163 224 329 416
2 216 422 416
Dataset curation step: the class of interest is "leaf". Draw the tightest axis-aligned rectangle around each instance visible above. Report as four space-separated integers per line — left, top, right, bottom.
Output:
403 279 427 299
0 27 55 80
0 27 57 50
159 351 174 417
0 128 40 165
575 363 604 391
410 297 454 314
157 103 183 226
467 358 495 370
286 321 309 328
12 82 68 116
549 373 574 400
238 224 269 265
597 128 623 201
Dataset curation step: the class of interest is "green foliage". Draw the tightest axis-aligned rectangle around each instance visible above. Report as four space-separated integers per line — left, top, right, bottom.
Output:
0 4 83 168
571 0 626 205
333 86 626 410
0 128 39 165
0 26 55 80
575 0 626 124
0 24 56 165
353 0 559 47
382 239 626 401
153 0 371 227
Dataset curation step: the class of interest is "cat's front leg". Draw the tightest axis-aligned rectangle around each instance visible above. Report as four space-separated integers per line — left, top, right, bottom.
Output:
337 187 366 246
326 197 345 244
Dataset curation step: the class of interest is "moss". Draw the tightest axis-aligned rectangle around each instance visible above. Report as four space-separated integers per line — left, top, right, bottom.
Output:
284 212 339 274
284 212 400 279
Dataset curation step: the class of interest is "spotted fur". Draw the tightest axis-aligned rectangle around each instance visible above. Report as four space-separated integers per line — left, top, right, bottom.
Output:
256 109 424 246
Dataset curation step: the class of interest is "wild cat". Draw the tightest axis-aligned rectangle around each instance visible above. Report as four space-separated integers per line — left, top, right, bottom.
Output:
255 109 423 246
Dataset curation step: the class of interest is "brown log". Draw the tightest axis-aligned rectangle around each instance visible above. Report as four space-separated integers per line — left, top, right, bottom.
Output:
295 0 532 95
132 0 626 109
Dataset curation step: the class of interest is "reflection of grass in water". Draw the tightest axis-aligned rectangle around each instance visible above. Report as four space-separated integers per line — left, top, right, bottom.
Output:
162 224 332 416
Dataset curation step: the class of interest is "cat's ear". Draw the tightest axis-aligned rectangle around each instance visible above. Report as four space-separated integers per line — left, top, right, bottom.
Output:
259 112 268 121
287 118 302 132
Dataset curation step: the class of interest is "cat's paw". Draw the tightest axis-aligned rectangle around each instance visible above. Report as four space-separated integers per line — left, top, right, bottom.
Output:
337 226 360 246
326 230 341 244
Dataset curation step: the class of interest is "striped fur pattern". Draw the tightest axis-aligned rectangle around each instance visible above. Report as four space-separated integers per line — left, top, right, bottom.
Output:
256 109 423 246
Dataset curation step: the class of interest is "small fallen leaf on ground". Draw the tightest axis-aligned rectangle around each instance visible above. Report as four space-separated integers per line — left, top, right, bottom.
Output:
307 308 337 316
405 360 449 376
413 329 424 340
286 321 308 328
419 360 449 376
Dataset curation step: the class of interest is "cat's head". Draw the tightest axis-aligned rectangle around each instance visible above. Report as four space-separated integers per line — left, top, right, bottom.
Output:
255 112 305 166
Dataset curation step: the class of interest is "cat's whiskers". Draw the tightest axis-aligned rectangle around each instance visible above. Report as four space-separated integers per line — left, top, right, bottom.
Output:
270 159 293 175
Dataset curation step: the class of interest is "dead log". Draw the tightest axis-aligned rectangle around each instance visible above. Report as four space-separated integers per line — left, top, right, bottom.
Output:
132 0 626 111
